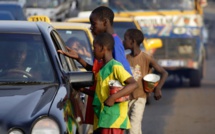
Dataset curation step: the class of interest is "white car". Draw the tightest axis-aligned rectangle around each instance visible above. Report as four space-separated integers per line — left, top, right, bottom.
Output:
25 0 72 21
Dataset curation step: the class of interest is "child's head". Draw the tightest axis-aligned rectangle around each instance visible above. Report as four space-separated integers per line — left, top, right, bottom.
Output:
66 37 80 49
90 6 114 36
93 32 114 60
123 28 144 49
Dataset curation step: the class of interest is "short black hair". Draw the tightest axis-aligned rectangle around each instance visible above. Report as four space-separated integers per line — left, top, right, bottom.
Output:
126 29 144 46
91 6 114 25
66 37 79 45
94 32 114 51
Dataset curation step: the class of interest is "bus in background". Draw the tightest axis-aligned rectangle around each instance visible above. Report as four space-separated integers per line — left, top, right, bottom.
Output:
86 0 207 87
25 0 73 21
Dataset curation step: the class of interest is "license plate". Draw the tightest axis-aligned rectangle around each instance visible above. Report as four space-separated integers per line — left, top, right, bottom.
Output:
158 60 185 67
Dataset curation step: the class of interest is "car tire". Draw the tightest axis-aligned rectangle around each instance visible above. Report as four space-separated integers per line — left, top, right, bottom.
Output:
189 69 201 87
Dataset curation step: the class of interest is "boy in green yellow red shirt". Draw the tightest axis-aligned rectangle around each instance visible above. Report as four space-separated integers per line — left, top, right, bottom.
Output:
92 32 138 134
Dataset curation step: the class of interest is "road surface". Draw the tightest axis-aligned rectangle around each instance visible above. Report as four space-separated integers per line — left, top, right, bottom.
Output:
142 39 215 134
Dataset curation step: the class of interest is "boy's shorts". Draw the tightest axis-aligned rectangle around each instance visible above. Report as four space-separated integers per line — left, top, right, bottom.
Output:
93 128 124 134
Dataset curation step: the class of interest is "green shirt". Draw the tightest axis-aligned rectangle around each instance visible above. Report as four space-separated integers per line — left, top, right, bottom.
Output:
93 59 131 130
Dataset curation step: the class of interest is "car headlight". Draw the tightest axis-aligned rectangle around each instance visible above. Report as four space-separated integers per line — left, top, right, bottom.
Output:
9 129 23 134
32 117 60 134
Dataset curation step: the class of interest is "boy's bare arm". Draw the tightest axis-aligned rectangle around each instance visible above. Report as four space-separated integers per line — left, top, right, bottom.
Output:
104 77 138 106
58 46 93 71
150 57 168 100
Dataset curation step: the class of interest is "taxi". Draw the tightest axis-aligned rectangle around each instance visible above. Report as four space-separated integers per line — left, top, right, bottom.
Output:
66 16 140 40
0 20 94 134
65 16 162 53
52 22 94 71
28 15 94 133
28 15 94 71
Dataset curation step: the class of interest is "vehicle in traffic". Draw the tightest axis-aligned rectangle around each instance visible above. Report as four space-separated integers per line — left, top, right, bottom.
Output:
0 0 26 6
95 0 207 87
0 20 94 134
28 15 94 71
79 0 207 87
52 22 94 70
0 11 15 20
0 2 26 20
65 16 162 54
66 16 140 40
25 0 72 21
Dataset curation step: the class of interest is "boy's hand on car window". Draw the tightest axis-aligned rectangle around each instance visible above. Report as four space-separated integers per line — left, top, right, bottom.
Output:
154 87 162 100
58 46 80 60
104 95 115 106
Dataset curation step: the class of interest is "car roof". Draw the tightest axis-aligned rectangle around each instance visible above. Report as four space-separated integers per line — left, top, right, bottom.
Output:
66 16 134 23
51 22 91 29
0 21 51 34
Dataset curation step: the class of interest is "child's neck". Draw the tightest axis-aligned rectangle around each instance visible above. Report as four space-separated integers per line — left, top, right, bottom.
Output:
103 54 113 64
106 27 114 35
131 47 141 57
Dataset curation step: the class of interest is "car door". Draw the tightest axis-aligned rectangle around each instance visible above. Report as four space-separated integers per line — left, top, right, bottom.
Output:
50 30 85 127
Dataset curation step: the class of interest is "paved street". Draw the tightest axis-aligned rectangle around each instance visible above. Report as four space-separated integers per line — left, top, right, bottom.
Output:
141 3 215 133
142 34 215 134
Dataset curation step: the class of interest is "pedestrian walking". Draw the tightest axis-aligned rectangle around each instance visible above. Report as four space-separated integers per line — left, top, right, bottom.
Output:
123 29 168 134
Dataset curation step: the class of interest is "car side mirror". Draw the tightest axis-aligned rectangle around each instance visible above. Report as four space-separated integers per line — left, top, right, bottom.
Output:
67 71 94 88
144 38 162 50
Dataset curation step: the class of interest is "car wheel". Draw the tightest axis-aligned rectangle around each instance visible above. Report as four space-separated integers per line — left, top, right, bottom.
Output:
189 69 201 87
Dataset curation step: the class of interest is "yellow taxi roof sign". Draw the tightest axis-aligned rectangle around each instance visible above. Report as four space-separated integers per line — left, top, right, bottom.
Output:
28 15 51 23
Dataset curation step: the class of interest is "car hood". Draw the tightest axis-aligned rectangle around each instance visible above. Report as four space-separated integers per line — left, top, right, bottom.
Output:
0 84 58 125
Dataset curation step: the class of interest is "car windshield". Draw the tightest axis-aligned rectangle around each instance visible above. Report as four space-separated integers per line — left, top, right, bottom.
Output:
74 21 145 52
113 22 137 40
57 29 93 68
80 0 195 12
25 0 59 8
0 33 55 83
113 21 145 53
108 0 195 11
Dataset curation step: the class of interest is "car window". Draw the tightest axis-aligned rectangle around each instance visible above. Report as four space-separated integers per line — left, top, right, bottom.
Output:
57 29 93 67
0 33 55 82
113 22 137 40
113 21 145 52
51 30 77 72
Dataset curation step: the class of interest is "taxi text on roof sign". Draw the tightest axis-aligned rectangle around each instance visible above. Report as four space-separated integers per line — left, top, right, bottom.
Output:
28 15 51 23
